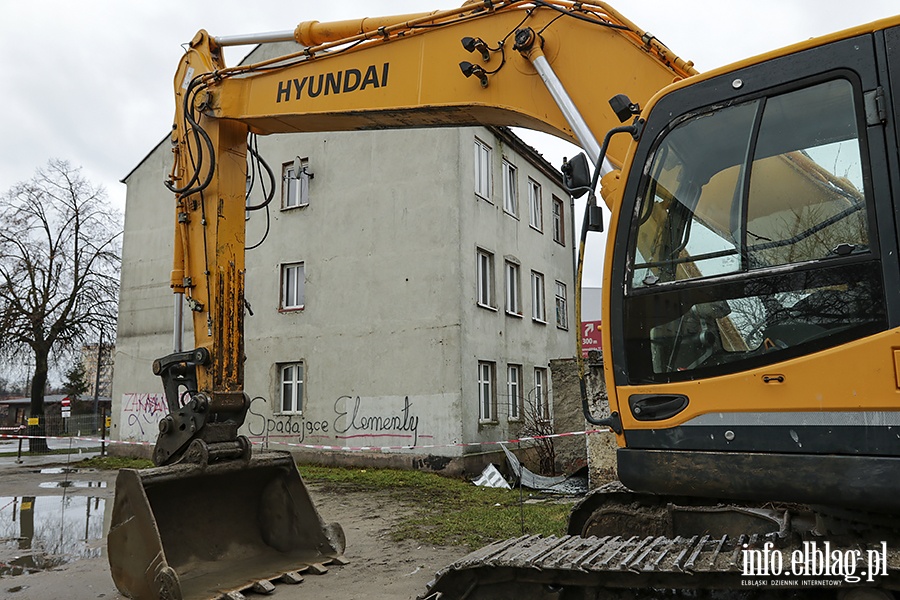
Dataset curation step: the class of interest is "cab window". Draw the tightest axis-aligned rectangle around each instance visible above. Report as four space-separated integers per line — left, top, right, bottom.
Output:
624 78 885 383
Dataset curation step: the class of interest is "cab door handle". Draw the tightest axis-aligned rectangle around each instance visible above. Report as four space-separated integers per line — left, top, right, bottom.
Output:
628 394 689 421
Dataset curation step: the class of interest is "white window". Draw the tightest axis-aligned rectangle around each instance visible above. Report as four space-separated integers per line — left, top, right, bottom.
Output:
534 367 549 419
531 270 545 322
505 261 521 316
283 158 311 209
474 138 492 200
555 281 568 330
477 249 495 309
502 159 518 216
507 364 522 420
280 362 304 413
528 179 542 231
478 361 496 422
281 262 305 310
552 195 565 245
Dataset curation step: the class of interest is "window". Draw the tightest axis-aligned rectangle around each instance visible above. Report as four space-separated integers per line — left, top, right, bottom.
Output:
282 158 311 209
531 271 545 322
505 260 521 316
528 179 542 230
502 159 518 216
478 361 496 422
552 196 565 245
281 262 305 310
623 78 886 384
477 249 495 309
507 364 522 420
555 281 568 329
279 362 304 413
474 138 492 200
534 367 549 420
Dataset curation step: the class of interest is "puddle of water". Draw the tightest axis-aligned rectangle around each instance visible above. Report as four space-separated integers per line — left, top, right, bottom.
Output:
37 481 107 489
0 495 106 578
35 468 78 475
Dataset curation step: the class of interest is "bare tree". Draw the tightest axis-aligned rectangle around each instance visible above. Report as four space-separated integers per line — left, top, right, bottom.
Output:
519 389 556 476
0 160 121 452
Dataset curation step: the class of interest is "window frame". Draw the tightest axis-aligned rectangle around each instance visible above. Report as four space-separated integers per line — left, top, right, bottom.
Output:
478 360 496 423
280 261 305 311
282 159 310 210
505 260 522 316
531 270 546 323
476 249 496 310
528 178 543 231
474 138 492 201
278 361 305 414
552 195 565 245
533 367 549 420
507 364 523 421
555 281 568 330
502 159 518 217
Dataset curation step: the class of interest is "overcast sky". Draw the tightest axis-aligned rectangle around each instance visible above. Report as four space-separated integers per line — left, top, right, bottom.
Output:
1 0 897 288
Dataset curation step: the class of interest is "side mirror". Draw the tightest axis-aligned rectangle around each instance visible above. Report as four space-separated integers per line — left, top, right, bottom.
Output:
562 153 591 198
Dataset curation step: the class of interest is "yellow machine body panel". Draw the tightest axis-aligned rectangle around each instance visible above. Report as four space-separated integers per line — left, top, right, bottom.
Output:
614 329 900 434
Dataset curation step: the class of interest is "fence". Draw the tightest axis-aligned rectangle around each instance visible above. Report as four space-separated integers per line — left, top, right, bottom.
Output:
37 413 107 437
0 413 110 461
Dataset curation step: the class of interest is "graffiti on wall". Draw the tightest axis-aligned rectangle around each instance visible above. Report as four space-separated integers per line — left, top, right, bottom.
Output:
120 393 167 441
246 395 425 445
246 398 331 444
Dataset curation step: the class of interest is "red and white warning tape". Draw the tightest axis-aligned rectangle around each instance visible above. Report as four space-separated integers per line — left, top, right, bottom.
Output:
0 427 611 453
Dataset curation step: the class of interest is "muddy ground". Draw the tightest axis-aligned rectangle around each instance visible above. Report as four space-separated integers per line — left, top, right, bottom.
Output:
0 457 467 600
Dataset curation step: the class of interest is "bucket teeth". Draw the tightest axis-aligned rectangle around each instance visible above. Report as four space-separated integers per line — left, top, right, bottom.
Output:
308 563 329 575
279 571 305 584
251 579 276 594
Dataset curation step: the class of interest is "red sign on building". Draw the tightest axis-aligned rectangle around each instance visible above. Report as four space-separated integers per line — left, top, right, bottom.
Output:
581 320 602 357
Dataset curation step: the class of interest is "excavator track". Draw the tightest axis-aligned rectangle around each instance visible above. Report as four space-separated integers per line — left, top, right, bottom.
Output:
423 533 899 599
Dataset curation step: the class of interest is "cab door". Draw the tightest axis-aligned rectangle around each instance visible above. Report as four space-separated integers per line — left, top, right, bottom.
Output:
606 30 900 508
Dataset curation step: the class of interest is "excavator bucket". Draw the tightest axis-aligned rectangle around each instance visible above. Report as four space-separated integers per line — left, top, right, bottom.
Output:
107 451 346 600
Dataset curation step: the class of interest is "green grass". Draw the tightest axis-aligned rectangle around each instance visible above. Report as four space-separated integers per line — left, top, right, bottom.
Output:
71 456 155 470
298 465 573 550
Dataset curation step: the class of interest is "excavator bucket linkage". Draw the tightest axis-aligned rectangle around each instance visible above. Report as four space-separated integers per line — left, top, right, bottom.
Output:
107 451 346 600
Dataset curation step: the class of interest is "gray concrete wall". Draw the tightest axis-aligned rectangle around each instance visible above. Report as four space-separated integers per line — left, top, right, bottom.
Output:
241 127 467 454
111 140 179 450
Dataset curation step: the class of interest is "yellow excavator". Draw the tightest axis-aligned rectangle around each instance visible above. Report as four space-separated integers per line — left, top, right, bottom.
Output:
107 1 900 598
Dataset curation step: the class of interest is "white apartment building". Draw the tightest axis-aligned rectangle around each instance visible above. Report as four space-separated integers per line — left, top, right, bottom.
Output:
111 45 576 464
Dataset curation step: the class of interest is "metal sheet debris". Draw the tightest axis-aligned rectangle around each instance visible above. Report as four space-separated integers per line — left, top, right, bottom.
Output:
501 444 588 494
472 464 510 489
